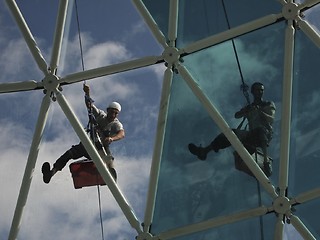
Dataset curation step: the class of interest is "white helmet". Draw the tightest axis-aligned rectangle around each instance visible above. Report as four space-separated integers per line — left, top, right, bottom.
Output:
107 101 121 112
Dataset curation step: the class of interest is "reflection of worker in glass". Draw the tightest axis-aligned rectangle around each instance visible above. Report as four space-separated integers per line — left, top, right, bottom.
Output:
188 82 276 176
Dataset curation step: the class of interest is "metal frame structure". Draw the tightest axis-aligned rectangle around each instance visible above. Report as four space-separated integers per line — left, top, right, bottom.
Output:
1 0 320 239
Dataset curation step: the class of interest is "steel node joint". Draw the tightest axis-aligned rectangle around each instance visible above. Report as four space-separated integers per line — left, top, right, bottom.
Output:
273 196 292 215
162 46 180 67
42 73 60 93
282 2 300 20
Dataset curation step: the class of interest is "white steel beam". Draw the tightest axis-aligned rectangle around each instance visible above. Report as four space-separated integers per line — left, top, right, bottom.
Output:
50 0 69 73
177 63 278 198
290 215 316 240
132 0 168 48
181 13 283 55
8 93 51 240
55 90 143 235
143 67 173 232
168 0 178 47
61 55 163 85
158 206 268 239
278 0 288 5
291 188 320 204
5 0 48 75
0 80 41 93
299 19 320 48
274 215 284 240
299 0 320 10
279 20 295 197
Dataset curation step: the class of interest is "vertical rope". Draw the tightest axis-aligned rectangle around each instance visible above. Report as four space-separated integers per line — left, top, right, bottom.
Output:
96 176 105 240
254 152 265 240
221 1 264 239
220 0 250 105
74 1 105 239
74 0 85 72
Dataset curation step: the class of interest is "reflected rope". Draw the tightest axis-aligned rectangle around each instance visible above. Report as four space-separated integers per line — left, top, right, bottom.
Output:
221 1 264 239
74 1 105 239
220 0 250 105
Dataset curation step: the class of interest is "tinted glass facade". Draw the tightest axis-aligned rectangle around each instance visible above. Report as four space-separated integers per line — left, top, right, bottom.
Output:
142 0 320 239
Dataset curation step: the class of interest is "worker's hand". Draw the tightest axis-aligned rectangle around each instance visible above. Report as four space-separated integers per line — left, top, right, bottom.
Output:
85 98 91 109
239 105 251 114
105 137 113 145
83 84 90 95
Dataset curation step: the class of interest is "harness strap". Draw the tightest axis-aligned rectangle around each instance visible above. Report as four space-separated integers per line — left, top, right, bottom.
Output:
237 117 247 130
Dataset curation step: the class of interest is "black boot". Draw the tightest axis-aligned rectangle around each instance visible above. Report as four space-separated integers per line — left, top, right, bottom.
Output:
188 143 208 160
42 162 56 184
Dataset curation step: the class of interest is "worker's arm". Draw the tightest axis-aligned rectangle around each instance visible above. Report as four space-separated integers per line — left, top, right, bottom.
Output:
235 104 252 119
260 102 276 123
83 84 93 109
106 129 125 144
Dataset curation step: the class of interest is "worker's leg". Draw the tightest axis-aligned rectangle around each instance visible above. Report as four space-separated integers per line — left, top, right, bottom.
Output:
98 150 117 181
261 145 272 177
188 129 247 160
249 128 272 177
42 142 88 184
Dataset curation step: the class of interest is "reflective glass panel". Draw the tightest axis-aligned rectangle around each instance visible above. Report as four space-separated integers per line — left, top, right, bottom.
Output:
149 0 319 239
289 23 320 239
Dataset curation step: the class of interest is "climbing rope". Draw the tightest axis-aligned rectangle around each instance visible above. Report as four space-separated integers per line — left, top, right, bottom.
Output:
74 1 105 239
75 0 85 72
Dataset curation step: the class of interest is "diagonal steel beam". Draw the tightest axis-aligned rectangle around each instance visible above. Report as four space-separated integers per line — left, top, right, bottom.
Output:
8 93 51 240
143 67 173 233
60 55 163 85
181 13 284 56
290 215 316 240
298 18 320 48
278 20 295 197
274 215 284 240
299 0 320 11
278 0 288 5
132 0 168 48
158 206 268 239
5 0 48 75
168 0 178 47
0 80 42 93
50 0 69 73
291 188 320 205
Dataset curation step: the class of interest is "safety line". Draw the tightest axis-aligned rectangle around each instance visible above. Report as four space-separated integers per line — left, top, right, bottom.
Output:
96 176 105 240
74 0 85 72
74 1 105 239
254 152 265 240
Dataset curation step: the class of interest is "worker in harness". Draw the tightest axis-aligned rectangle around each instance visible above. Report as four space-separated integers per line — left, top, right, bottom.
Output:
41 84 125 184
188 82 276 177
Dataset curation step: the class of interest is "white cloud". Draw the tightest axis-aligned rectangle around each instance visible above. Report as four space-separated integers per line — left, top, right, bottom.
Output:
85 41 132 69
0 38 43 81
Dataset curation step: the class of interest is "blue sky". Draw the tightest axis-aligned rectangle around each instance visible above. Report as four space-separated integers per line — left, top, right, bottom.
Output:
1 0 320 240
